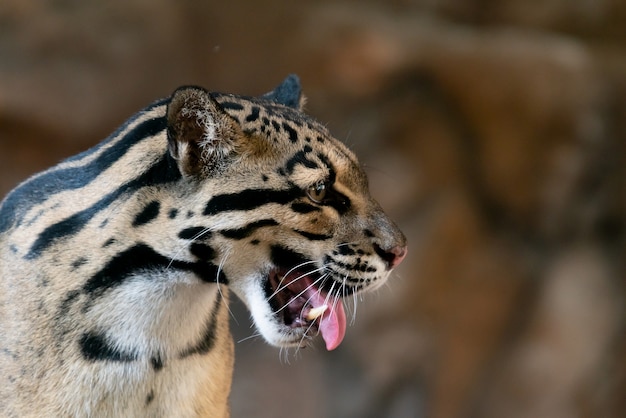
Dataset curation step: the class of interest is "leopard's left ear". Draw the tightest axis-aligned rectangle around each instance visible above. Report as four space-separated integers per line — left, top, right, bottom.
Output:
166 86 242 177
261 74 306 110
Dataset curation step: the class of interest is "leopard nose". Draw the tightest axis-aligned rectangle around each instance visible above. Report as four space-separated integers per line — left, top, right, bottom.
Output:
374 244 407 270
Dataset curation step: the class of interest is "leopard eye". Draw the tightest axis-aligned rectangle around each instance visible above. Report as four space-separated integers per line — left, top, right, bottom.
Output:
307 180 328 203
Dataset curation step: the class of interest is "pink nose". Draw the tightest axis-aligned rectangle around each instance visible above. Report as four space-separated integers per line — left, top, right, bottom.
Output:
375 244 408 270
388 245 407 269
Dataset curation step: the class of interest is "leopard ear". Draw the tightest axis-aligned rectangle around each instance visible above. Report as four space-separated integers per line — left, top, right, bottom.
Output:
166 86 241 177
261 74 306 110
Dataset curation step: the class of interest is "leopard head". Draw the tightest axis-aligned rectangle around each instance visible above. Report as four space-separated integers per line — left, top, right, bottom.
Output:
166 76 407 351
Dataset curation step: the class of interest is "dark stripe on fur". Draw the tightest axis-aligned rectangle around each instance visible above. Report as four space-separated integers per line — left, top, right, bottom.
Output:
290 202 321 213
282 122 299 143
284 149 318 175
79 331 137 362
270 244 309 269
0 116 167 234
25 153 181 259
151 356 164 371
83 243 226 298
132 201 160 227
246 106 260 122
63 99 168 165
294 229 332 241
189 243 216 261
178 226 210 240
218 101 244 111
179 296 222 358
220 219 278 239
203 187 300 216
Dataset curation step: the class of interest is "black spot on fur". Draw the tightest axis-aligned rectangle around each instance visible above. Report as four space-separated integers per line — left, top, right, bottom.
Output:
79 332 137 362
219 101 244 110
186 211 194 218
262 174 269 182
220 219 278 240
168 208 179 219
271 120 281 132
364 229 374 238
333 258 377 273
337 246 356 256
246 106 260 122
250 239 260 245
178 226 209 240
146 390 155 406
71 257 88 270
190 243 216 261
282 122 298 143
132 201 160 227
151 356 163 371
102 238 116 248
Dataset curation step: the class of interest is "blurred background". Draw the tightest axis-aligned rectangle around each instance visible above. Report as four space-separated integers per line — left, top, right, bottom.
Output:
1 1 625 417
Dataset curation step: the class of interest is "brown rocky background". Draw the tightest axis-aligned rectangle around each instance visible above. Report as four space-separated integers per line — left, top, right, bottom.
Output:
1 1 625 417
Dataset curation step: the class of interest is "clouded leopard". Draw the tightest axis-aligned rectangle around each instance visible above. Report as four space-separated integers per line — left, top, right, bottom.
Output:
0 75 407 417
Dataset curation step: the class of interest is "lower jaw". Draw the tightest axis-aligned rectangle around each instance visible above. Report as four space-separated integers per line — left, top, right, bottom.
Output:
272 325 318 348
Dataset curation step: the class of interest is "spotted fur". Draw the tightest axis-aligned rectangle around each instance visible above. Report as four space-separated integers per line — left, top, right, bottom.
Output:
0 75 406 417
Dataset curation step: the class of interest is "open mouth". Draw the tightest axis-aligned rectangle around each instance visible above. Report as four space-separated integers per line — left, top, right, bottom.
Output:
265 266 347 351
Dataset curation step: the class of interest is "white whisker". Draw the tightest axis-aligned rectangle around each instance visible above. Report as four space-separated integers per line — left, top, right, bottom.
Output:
271 273 328 316
267 261 320 300
351 286 359 326
336 241 358 248
237 332 262 344
216 249 237 324
279 346 292 364
295 320 319 356
269 266 328 301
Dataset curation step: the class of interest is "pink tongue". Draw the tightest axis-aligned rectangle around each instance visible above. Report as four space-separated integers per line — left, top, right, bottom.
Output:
307 291 347 351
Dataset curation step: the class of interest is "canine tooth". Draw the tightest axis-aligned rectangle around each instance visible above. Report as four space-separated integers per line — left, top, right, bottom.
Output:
306 305 328 321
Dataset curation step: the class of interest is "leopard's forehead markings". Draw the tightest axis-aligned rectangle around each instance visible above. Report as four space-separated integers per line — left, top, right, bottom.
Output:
212 93 360 165
211 92 366 192
212 93 325 140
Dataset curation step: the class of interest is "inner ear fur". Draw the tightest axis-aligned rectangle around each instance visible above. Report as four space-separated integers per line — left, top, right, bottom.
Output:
166 86 240 177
